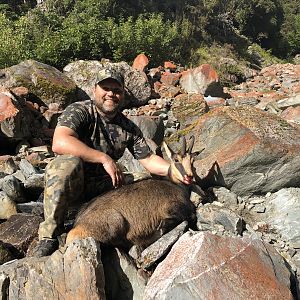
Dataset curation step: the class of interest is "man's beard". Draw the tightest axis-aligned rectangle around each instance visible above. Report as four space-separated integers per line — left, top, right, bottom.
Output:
96 100 120 116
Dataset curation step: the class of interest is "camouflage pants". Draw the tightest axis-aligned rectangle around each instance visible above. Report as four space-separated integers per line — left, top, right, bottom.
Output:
38 155 114 240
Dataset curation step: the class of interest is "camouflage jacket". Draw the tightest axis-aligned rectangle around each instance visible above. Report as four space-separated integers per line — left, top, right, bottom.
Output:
57 100 151 175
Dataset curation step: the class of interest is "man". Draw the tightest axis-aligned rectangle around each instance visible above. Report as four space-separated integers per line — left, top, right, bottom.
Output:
31 68 171 257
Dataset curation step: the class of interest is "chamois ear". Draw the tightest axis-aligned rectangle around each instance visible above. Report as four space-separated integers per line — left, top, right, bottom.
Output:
162 141 174 160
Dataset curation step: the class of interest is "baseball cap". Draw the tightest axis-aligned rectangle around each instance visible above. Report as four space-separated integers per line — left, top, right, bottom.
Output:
96 68 124 87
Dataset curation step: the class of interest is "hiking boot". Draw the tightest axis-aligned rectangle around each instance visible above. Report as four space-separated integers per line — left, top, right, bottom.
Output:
28 238 58 258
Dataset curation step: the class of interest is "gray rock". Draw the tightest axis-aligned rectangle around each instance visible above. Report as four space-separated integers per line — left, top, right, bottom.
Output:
265 188 300 248
17 202 44 216
19 159 39 178
63 60 152 108
277 93 300 109
137 221 188 270
102 248 147 300
0 238 106 300
118 115 164 173
0 175 26 203
196 204 244 235
0 60 77 109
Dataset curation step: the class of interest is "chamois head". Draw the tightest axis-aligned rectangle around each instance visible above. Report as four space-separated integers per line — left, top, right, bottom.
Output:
163 136 198 185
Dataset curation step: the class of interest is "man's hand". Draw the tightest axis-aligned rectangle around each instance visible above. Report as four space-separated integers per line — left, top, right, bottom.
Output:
102 154 124 188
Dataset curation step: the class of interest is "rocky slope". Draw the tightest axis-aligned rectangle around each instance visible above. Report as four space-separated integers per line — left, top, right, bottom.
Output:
0 56 299 299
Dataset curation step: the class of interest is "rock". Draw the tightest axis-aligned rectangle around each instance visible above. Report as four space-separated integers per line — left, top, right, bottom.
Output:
0 191 17 219
179 64 225 97
19 158 39 178
0 175 26 203
204 96 227 109
102 248 147 300
0 241 15 265
281 106 300 124
0 60 76 109
143 231 296 300
277 93 300 109
154 83 181 98
137 221 188 270
17 202 44 216
0 90 33 138
132 54 149 72
160 72 181 86
265 188 300 249
210 186 239 208
0 238 106 299
0 155 18 175
0 213 43 257
164 61 177 71
196 205 244 235
172 93 208 128
63 60 152 108
118 115 164 173
192 106 300 196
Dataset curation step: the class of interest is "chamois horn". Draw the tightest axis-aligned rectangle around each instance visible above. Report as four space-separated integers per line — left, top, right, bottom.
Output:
180 136 187 156
187 136 195 154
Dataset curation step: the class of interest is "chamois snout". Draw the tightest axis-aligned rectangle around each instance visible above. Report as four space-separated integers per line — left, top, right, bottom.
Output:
164 136 197 185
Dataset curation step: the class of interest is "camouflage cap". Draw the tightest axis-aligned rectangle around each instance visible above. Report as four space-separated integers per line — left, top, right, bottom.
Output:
96 68 124 87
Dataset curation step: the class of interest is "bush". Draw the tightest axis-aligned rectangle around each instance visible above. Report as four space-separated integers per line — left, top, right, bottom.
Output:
109 14 181 66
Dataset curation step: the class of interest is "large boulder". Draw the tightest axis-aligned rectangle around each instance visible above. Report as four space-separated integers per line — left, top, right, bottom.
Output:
0 60 77 109
63 60 152 108
179 64 225 97
191 106 300 196
0 238 106 300
144 231 296 300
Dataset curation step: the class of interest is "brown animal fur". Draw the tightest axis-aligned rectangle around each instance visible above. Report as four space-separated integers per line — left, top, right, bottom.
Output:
66 137 198 250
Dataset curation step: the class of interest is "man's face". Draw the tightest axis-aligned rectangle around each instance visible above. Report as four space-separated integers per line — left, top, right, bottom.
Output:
94 78 124 116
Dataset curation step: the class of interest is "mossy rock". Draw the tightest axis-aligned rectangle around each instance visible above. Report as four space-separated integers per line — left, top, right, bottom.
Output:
172 93 208 128
0 60 77 109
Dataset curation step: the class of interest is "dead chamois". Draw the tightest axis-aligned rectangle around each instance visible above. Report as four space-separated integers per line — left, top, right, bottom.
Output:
66 136 200 250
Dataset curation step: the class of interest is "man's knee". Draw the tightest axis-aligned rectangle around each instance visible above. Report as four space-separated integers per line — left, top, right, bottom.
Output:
46 155 83 178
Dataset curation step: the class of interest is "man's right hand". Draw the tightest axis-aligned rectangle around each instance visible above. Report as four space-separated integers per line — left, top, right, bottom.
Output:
102 154 124 188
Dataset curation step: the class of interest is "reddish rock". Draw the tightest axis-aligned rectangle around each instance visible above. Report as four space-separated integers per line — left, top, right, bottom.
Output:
205 96 227 108
148 67 162 79
10 86 29 97
192 106 300 195
0 90 33 138
160 72 181 86
132 53 149 71
180 64 224 97
0 91 19 122
164 61 177 71
155 84 181 98
280 106 300 124
144 232 295 300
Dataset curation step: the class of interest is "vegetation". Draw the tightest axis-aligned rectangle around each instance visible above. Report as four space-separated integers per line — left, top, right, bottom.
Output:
0 0 299 83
